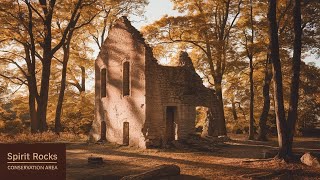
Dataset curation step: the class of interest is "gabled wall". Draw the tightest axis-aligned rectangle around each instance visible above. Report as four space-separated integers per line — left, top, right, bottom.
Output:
91 17 147 148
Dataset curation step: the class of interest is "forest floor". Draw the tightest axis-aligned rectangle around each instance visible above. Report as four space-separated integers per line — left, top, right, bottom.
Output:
66 134 320 180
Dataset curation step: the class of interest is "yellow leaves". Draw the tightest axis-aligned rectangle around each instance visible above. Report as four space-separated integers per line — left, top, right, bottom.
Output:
237 15 250 28
171 0 215 16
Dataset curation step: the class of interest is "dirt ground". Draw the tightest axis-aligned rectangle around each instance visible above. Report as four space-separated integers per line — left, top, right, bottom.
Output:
66 134 320 180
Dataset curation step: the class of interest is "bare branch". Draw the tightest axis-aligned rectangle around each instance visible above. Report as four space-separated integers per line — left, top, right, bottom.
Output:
74 11 100 30
277 0 293 27
224 0 242 41
0 73 27 85
24 0 45 22
52 0 84 54
53 56 63 64
0 58 28 78
11 83 25 95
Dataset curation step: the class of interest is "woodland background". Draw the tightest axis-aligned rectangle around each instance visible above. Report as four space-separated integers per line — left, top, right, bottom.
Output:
0 0 319 150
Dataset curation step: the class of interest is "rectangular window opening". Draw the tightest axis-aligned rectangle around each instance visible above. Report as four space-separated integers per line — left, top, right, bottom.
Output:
123 62 130 96
101 68 106 97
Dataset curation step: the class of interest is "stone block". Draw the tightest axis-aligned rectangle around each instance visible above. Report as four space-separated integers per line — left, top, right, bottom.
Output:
301 152 320 168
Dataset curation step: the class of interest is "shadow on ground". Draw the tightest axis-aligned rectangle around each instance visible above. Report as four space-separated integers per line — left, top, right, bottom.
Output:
66 134 320 180
85 174 205 180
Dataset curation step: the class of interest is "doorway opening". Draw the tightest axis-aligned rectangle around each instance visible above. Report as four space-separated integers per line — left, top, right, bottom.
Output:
99 121 107 142
166 106 177 142
123 122 129 146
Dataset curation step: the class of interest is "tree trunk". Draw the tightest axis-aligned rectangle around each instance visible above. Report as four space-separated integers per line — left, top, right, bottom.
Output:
236 102 247 121
36 4 54 132
80 66 85 92
203 32 226 136
248 56 255 140
23 2 39 133
214 77 227 136
216 42 227 136
258 57 272 141
248 0 255 140
55 28 75 133
37 59 52 132
24 45 39 133
231 97 238 121
54 50 69 133
287 0 302 156
268 0 288 159
28 80 38 133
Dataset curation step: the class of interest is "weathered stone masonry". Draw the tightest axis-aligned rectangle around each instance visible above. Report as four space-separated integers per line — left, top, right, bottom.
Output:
90 17 220 148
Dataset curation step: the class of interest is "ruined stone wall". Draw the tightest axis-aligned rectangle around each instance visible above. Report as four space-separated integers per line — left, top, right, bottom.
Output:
91 17 220 148
91 17 147 148
145 52 220 147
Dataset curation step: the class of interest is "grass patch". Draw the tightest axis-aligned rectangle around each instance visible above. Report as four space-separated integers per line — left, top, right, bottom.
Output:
0 131 88 143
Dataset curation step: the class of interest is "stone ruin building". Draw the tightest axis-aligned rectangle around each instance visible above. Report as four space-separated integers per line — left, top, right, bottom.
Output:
90 17 221 148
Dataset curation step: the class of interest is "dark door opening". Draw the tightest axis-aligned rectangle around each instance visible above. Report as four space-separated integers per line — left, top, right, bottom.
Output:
100 121 106 141
166 106 177 142
123 122 129 146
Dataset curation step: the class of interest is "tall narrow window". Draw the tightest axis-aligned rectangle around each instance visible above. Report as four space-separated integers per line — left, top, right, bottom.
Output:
101 68 106 97
123 62 130 96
